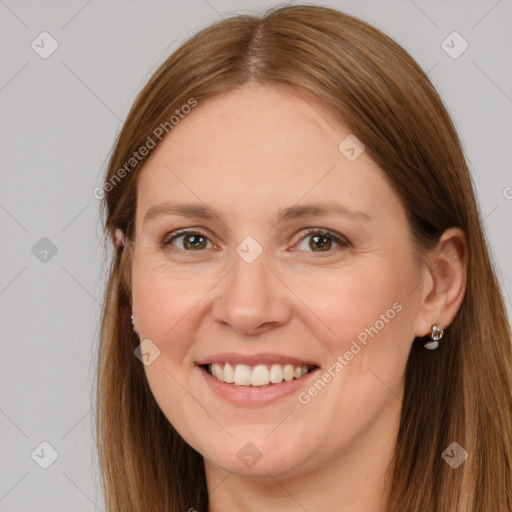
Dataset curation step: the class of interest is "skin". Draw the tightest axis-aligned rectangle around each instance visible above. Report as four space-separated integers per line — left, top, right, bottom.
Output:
128 84 467 512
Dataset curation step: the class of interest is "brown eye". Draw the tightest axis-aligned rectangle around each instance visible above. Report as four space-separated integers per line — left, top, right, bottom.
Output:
294 228 350 253
163 231 211 251
309 233 333 251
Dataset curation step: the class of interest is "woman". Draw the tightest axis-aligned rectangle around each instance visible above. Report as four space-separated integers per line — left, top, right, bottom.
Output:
96 5 512 511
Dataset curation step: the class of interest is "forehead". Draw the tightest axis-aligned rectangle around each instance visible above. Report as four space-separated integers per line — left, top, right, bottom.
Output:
135 84 400 227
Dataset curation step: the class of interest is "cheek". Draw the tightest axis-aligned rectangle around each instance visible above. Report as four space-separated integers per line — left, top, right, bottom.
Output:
131 263 220 365
294 258 418 412
290 265 415 433
131 266 212 449
295 263 411 350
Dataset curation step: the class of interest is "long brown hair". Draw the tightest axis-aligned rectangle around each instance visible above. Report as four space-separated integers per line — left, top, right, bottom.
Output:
96 5 512 511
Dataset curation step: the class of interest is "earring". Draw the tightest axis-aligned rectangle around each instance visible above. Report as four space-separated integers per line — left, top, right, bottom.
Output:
424 323 444 350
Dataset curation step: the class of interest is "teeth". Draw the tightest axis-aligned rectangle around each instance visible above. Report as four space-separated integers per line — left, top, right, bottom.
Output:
212 363 223 381
251 365 270 386
208 362 312 386
223 363 235 383
234 364 252 385
270 364 283 383
283 364 294 382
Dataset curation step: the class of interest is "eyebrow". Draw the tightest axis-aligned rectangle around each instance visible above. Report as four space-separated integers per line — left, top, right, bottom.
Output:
142 201 372 226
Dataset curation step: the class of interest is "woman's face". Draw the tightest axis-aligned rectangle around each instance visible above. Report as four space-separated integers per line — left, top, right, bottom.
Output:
130 84 427 478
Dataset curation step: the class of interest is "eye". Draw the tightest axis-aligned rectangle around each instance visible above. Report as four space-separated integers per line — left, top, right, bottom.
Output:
162 230 213 251
293 228 350 253
161 228 350 254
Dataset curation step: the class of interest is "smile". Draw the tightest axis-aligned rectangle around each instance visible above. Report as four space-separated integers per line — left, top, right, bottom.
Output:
206 362 315 386
196 352 321 405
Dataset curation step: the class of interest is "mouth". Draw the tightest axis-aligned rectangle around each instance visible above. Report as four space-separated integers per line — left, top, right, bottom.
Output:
202 362 318 387
196 353 321 405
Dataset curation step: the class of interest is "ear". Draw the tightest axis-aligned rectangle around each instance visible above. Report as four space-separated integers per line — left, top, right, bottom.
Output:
113 228 125 248
413 227 468 338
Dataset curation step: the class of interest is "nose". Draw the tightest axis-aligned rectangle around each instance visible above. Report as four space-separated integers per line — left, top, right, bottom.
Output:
211 249 292 335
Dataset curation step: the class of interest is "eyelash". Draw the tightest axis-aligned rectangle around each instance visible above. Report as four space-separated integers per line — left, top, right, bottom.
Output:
161 227 350 254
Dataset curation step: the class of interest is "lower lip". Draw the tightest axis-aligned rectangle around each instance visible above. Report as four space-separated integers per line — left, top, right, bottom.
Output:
198 365 321 406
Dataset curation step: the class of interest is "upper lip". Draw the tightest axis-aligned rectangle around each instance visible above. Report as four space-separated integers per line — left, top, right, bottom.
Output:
195 352 320 367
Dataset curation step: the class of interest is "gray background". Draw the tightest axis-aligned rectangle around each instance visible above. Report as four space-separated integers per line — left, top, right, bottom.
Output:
1 0 511 510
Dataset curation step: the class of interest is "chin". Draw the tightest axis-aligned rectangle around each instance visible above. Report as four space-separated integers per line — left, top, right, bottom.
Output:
205 443 308 478
194 425 318 478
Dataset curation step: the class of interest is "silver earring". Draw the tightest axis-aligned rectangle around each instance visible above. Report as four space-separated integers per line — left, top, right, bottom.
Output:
130 314 138 334
424 323 444 350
